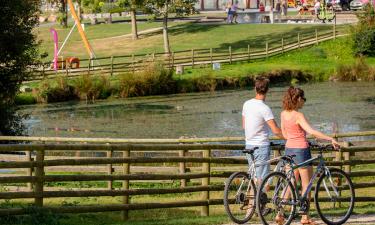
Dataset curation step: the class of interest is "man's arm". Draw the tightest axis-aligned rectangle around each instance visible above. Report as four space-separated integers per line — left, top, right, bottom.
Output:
266 119 285 139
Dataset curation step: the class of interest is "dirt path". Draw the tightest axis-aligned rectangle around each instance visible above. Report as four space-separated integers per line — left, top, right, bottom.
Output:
223 214 375 225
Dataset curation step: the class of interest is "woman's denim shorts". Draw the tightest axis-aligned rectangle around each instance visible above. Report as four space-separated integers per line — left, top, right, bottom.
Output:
285 147 312 167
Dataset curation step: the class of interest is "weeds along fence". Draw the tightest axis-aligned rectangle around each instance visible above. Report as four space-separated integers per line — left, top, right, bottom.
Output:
0 130 373 219
29 27 346 81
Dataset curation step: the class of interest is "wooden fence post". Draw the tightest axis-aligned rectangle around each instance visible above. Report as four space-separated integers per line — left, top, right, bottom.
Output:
229 46 232 64
266 42 269 59
191 49 195 68
247 44 250 62
107 148 113 190
315 29 318 45
333 19 336 40
88 58 91 75
179 150 187 188
343 142 350 173
132 54 135 73
34 149 45 207
171 52 175 69
152 52 155 62
201 149 211 216
281 38 284 53
298 33 300 49
110 56 114 76
210 48 213 65
122 149 130 221
26 151 33 191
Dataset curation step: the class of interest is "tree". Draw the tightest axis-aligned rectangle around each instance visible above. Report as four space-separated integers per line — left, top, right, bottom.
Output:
0 0 40 135
117 0 145 40
145 0 197 53
352 4 375 56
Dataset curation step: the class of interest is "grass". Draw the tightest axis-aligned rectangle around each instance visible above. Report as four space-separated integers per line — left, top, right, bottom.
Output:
35 20 350 62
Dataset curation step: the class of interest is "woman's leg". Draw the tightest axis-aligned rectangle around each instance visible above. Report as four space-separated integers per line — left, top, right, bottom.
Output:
299 166 314 222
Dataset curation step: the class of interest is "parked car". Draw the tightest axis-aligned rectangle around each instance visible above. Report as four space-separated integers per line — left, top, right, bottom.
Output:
350 0 368 10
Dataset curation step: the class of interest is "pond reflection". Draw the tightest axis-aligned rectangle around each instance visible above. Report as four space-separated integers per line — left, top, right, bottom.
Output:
21 82 375 140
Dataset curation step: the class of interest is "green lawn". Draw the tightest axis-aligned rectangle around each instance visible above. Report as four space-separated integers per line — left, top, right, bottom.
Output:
35 20 350 62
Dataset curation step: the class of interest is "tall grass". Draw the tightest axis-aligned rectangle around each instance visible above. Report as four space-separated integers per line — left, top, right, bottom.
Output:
334 56 375 81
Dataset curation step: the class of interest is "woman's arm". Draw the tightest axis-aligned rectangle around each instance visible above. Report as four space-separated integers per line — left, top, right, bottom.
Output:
297 112 340 146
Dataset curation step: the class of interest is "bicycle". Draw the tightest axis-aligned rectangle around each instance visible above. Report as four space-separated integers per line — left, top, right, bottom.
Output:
256 143 355 225
223 143 290 224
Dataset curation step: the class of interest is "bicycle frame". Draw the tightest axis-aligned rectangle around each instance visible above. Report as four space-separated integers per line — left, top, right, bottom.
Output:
285 152 339 205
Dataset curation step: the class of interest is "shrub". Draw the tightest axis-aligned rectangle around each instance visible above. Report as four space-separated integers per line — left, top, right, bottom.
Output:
34 77 77 103
119 62 175 97
15 93 36 105
352 4 375 56
334 56 375 81
74 74 112 102
193 73 217 92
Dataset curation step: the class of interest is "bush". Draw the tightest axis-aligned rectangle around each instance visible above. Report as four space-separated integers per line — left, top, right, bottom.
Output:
74 74 112 102
334 56 375 81
352 4 375 56
34 77 77 103
119 62 175 97
15 93 36 105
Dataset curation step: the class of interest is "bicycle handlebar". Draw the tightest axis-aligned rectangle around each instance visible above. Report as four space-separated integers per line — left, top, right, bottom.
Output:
309 142 340 151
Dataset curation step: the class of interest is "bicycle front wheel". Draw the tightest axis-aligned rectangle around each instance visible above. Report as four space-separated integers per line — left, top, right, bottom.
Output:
315 168 355 225
256 172 296 225
223 172 256 224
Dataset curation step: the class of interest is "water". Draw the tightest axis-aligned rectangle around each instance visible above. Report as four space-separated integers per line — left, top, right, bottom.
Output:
20 82 375 140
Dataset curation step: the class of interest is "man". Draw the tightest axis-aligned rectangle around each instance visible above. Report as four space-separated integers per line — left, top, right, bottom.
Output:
242 76 284 184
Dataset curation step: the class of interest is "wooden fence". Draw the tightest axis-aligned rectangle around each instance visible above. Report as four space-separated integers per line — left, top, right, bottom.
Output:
0 130 373 219
28 26 346 81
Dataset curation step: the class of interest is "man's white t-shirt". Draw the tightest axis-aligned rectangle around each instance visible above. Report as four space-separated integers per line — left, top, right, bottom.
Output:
242 98 274 146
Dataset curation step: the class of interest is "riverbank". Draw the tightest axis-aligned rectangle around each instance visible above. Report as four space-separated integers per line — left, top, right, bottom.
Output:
17 35 375 105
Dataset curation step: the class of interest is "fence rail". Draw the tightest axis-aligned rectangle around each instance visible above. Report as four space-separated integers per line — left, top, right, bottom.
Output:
0 130 373 219
28 27 346 81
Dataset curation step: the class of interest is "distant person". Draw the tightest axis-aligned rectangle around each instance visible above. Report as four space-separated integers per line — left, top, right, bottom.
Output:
226 1 233 23
281 0 288 15
279 86 340 225
242 77 284 185
276 0 281 12
314 0 321 14
230 0 245 23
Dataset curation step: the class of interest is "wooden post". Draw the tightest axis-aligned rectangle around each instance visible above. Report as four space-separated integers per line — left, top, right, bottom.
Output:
247 44 250 61
343 142 350 173
333 15 336 40
26 151 33 191
210 48 213 65
110 56 114 76
281 38 284 53
315 29 318 45
107 149 113 190
298 33 300 49
132 54 135 73
122 149 130 220
201 149 211 216
266 42 269 59
65 61 69 76
34 150 45 207
179 150 187 188
152 52 155 62
191 49 195 68
88 58 91 75
171 52 175 69
229 46 232 64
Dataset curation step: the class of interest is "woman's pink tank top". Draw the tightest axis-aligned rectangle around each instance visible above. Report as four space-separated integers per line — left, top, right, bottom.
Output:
282 112 309 148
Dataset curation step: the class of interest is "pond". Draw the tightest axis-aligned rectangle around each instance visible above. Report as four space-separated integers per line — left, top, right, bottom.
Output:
21 82 375 141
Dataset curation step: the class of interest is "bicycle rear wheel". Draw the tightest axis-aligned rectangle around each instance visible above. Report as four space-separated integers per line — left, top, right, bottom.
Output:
223 172 256 224
256 172 296 225
315 168 355 225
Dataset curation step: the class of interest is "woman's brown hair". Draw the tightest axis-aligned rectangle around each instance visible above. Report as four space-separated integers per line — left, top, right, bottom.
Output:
282 86 306 110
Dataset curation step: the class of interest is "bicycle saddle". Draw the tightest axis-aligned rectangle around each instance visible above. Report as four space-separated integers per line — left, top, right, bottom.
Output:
242 147 259 154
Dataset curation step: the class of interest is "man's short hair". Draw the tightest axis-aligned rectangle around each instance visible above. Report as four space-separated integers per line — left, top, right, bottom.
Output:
255 77 269 95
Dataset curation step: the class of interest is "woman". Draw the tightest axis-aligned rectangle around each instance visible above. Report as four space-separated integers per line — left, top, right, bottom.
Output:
279 86 339 225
